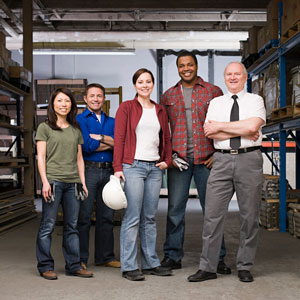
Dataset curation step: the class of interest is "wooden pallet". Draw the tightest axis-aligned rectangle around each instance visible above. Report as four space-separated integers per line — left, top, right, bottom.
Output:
293 102 300 117
258 39 280 57
0 113 10 124
0 194 37 233
0 157 28 168
270 105 293 121
281 21 300 44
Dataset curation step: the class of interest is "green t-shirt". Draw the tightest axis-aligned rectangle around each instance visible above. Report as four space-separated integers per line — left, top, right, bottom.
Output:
36 122 84 183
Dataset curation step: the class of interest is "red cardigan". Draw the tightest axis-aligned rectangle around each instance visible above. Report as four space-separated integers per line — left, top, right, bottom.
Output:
113 97 172 172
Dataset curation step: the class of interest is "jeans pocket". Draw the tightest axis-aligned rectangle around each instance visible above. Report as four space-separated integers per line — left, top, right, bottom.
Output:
122 161 137 169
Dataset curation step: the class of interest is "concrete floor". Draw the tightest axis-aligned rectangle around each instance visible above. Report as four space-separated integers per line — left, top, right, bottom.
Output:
1 198 300 300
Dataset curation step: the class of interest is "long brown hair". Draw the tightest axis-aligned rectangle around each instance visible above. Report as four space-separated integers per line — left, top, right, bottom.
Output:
46 87 80 130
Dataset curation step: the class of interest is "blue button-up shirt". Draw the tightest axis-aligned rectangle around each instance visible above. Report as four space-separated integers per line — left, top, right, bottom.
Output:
76 108 115 163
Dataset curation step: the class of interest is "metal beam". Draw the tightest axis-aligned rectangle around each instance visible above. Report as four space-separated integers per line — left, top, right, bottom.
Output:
0 17 19 37
47 11 266 22
0 0 22 32
33 0 55 29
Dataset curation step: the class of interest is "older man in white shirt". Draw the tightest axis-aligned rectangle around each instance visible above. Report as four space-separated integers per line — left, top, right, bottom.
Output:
188 61 266 283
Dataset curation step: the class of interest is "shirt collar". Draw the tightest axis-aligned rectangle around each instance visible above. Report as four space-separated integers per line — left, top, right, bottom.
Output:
82 108 104 118
228 89 246 99
175 76 205 88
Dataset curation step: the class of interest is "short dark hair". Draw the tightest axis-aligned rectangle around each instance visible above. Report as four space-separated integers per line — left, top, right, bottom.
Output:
132 68 155 85
47 87 80 130
176 50 198 66
85 83 105 97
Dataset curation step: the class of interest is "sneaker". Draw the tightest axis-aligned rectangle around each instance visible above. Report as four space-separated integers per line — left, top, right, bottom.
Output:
99 260 121 268
142 266 173 276
122 270 145 281
160 257 182 270
67 268 93 278
40 270 57 280
187 270 217 282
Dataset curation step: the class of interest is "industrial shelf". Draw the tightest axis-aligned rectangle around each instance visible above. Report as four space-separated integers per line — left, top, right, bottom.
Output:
248 25 300 232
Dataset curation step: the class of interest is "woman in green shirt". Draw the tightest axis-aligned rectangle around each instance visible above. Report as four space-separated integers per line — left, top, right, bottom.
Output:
36 88 93 280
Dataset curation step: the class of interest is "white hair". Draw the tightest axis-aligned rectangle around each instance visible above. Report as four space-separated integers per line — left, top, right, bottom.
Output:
224 61 248 76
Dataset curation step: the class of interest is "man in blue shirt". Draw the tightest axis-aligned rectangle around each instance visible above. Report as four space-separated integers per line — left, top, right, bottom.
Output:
76 83 120 269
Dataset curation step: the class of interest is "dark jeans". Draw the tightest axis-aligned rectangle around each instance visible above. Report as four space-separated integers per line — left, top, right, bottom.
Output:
36 182 82 274
77 165 115 265
163 159 227 262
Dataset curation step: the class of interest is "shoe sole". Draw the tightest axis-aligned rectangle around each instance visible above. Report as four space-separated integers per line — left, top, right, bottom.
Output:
217 269 232 275
40 274 57 280
122 274 145 281
238 277 253 283
161 264 182 270
65 273 93 278
188 275 217 282
142 270 173 276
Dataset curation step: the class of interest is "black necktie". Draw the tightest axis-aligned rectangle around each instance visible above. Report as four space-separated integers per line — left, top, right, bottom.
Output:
230 95 241 150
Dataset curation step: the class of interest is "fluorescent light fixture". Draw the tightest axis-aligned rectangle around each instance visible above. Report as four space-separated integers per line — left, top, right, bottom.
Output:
31 49 135 55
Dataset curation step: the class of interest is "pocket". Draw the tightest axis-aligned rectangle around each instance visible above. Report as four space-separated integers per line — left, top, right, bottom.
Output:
122 161 137 169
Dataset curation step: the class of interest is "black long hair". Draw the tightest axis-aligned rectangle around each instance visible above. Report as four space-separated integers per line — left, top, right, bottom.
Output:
46 87 80 130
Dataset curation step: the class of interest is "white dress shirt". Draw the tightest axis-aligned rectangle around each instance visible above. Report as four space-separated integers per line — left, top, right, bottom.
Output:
205 90 266 149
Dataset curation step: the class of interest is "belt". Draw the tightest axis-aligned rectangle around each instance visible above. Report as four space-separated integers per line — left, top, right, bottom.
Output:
85 160 113 168
134 159 157 164
215 146 261 155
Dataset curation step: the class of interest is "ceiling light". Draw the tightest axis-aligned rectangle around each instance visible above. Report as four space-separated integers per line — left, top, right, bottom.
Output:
27 49 135 55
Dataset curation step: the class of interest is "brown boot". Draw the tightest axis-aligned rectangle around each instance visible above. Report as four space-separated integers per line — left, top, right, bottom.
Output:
70 268 93 278
40 270 57 280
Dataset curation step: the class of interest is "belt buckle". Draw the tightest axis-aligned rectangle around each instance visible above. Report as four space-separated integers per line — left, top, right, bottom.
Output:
229 149 239 155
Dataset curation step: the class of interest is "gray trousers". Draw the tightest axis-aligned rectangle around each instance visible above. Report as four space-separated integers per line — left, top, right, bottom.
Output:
199 150 264 273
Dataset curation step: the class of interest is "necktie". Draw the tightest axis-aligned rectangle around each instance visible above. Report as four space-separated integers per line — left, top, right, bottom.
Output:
230 95 241 150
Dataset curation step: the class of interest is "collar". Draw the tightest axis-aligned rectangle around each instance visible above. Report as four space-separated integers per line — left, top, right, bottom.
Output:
228 89 246 100
82 108 105 118
175 76 205 89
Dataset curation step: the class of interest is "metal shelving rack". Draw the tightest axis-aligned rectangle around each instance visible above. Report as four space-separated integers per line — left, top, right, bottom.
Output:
247 15 300 231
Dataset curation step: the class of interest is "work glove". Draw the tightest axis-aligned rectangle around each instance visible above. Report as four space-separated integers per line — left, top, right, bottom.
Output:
172 153 189 171
75 183 88 201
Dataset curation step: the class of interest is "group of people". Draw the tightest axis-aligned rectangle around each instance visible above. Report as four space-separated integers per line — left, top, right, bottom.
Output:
35 50 266 284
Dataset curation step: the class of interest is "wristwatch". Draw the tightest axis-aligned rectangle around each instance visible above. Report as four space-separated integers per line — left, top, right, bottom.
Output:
99 134 104 142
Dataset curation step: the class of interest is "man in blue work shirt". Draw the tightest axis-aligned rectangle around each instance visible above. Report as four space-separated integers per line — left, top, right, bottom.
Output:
76 83 120 269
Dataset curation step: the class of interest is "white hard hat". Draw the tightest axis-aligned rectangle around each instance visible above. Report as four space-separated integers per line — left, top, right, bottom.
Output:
102 175 127 210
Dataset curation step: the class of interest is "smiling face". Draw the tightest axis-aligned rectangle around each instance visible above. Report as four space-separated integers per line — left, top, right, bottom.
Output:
84 87 105 114
134 72 154 99
224 62 247 94
53 92 72 117
177 55 198 87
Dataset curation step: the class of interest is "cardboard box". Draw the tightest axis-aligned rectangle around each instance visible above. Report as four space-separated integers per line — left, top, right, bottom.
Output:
282 0 300 34
248 26 262 54
257 26 266 50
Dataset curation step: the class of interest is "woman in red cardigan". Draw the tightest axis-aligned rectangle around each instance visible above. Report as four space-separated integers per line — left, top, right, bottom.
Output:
114 68 172 281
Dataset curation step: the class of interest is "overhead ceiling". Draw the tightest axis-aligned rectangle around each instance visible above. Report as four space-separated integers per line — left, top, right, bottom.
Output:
0 0 271 50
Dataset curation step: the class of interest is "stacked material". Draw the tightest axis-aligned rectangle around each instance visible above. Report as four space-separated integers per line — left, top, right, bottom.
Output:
260 175 298 230
288 203 300 238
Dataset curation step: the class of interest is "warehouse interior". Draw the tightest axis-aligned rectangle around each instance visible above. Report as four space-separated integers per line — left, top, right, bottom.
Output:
1 0 300 299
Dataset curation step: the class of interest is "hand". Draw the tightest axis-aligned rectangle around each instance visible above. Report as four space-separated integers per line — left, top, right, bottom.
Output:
83 184 88 198
245 131 260 141
204 120 222 138
204 156 213 169
89 133 103 141
114 171 126 182
42 181 51 202
156 161 168 170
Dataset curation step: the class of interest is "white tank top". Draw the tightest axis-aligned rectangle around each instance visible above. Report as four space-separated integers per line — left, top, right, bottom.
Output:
134 106 161 161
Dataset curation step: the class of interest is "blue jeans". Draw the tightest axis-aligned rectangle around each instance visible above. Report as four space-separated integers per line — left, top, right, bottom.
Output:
77 165 115 265
163 159 226 262
36 182 82 274
121 160 163 272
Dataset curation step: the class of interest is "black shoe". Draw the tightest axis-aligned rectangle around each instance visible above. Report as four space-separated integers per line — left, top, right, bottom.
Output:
142 266 173 276
187 270 217 282
160 257 182 270
217 261 231 275
238 270 253 282
122 270 145 281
